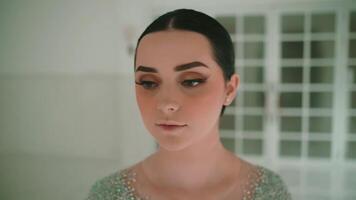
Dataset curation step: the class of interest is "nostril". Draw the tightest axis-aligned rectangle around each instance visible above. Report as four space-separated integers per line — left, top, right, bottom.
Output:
157 102 180 113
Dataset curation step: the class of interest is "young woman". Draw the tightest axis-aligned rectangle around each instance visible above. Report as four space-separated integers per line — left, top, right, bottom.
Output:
87 9 291 200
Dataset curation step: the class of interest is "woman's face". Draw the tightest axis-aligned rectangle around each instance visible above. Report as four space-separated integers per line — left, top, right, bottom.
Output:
134 30 238 151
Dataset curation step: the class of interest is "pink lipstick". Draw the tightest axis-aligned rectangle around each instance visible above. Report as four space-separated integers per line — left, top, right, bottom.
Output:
158 124 187 131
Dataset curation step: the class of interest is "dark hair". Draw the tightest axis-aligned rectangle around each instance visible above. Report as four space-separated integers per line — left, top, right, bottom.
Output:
134 8 235 116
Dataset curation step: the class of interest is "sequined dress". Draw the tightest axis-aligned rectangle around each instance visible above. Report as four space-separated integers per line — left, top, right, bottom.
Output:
86 162 292 200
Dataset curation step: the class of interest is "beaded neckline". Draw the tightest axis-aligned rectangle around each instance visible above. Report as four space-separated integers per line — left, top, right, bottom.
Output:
116 165 265 200
116 168 151 200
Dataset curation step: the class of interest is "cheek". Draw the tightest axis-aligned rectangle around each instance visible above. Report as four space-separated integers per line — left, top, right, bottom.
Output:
185 84 225 118
135 88 155 118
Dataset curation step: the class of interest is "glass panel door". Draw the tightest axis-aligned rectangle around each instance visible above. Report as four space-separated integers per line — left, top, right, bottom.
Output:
217 14 267 158
278 12 336 159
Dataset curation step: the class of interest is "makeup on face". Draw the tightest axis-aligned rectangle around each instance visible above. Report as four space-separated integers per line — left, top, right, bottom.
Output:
156 124 188 134
134 61 212 91
133 30 231 152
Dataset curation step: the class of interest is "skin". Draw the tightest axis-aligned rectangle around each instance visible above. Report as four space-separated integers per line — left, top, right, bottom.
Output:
133 29 241 198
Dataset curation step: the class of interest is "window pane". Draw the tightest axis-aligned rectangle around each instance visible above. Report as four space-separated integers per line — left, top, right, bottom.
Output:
309 116 332 133
311 13 335 33
236 96 243 107
350 66 356 84
280 92 303 107
349 39 356 58
281 14 304 33
351 91 356 108
350 11 356 32
243 139 263 155
244 16 265 34
282 41 304 58
349 116 356 134
280 140 302 156
244 42 264 59
243 91 265 107
215 16 236 34
221 138 235 152
308 141 331 158
281 67 303 83
310 92 333 108
219 114 235 130
347 141 356 159
236 43 242 59
311 41 334 58
244 67 264 83
310 67 333 83
280 116 302 132
243 115 263 131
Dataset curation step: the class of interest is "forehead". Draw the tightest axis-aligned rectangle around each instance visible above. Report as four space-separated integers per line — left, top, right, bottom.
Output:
135 30 216 68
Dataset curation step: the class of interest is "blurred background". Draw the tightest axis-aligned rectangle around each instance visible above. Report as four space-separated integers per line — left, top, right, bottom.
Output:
0 0 355 199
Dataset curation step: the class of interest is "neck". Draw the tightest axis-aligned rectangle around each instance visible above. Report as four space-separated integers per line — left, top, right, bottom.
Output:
141 127 236 191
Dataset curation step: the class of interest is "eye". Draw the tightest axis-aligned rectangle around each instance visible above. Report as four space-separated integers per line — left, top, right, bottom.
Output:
135 80 158 90
181 79 206 88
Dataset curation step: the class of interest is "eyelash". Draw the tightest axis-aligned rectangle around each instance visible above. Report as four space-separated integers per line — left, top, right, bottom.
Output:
135 79 206 90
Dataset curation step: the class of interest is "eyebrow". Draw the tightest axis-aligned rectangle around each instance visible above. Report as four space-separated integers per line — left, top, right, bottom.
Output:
135 61 209 73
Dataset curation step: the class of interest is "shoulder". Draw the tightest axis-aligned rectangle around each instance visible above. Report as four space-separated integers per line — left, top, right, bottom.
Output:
85 168 136 200
86 170 121 200
253 165 292 200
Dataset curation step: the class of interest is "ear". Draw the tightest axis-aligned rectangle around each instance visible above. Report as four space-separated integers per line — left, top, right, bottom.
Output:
224 73 240 106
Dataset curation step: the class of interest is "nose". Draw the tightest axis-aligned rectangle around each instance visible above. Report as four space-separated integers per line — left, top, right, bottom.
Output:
157 101 180 114
156 84 181 114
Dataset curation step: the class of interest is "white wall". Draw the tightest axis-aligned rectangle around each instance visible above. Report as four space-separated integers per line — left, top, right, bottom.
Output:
0 0 154 199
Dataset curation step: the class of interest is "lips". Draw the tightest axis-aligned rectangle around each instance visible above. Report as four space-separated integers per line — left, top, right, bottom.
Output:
156 120 187 131
157 124 187 131
158 124 186 127
156 120 187 126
